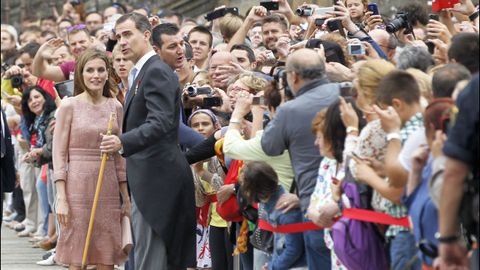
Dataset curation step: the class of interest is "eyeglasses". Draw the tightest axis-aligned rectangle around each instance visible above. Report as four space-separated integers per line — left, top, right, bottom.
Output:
67 24 87 33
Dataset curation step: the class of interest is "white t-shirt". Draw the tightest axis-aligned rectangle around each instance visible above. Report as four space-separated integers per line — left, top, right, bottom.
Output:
398 127 427 173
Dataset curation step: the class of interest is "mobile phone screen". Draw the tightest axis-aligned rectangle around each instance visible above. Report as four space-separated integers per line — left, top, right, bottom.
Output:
367 3 379 15
260 1 279 11
55 80 74 99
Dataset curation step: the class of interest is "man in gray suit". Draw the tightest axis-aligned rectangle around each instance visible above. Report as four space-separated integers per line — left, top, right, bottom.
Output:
100 13 196 270
261 48 340 269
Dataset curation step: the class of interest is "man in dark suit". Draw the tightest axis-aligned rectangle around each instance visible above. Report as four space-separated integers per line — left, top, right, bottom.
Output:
100 13 196 270
1 107 16 225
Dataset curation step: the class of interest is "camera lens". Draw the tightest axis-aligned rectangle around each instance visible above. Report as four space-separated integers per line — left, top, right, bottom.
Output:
386 14 406 33
295 8 304 16
295 7 312 16
11 75 23 88
187 86 197 97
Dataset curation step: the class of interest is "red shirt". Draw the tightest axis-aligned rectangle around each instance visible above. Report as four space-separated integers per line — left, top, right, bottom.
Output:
36 78 56 99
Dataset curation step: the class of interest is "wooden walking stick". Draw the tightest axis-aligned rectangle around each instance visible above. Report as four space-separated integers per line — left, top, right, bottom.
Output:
81 113 115 269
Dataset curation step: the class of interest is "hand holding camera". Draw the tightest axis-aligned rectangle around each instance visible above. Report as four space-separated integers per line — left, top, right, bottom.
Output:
3 65 23 80
231 91 253 119
364 11 384 31
275 34 292 60
245 6 268 24
427 19 452 44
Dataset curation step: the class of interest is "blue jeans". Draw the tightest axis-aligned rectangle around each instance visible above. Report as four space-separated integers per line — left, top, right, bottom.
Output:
36 173 50 236
389 231 421 270
253 248 271 270
302 216 331 270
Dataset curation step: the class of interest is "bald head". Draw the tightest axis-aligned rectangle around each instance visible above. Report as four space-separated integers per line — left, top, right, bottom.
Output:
286 48 325 80
285 48 326 94
369 29 390 44
369 29 397 61
209 51 235 89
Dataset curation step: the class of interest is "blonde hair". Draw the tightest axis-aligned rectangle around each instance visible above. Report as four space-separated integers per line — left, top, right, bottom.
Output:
406 68 433 103
192 70 210 86
219 14 243 42
357 59 395 105
235 73 269 94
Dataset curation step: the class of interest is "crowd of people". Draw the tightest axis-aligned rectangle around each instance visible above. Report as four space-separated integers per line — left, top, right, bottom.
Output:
0 0 479 269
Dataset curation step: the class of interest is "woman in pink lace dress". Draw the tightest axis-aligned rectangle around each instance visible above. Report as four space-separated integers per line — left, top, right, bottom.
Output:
53 48 130 269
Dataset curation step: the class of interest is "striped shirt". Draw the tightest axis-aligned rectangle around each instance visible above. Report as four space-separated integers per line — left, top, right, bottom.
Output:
386 112 424 238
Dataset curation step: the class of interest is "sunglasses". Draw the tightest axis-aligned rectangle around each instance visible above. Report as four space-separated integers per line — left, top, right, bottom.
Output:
67 24 87 33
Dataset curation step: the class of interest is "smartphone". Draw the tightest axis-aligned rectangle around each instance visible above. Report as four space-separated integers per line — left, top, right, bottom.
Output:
426 41 435 54
252 96 265 105
260 1 279 11
367 3 379 15
315 18 326 27
429 13 439 21
348 43 365 55
55 80 74 99
204 7 239 21
326 20 342 32
203 96 223 107
103 21 115 32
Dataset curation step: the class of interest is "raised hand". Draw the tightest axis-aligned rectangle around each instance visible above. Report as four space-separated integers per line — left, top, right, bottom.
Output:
372 105 402 134
339 96 359 130
427 19 452 44
39 38 65 59
364 11 383 31
246 6 268 24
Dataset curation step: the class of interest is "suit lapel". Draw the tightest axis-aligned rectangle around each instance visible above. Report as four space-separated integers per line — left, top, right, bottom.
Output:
123 56 157 115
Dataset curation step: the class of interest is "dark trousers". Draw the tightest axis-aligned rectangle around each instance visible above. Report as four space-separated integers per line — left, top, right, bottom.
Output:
209 225 234 270
12 186 26 222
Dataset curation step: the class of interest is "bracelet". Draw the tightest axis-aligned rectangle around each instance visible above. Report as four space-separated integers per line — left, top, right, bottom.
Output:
351 28 362 36
469 11 479 21
435 232 460 243
230 118 242 125
386 132 401 142
346 126 359 134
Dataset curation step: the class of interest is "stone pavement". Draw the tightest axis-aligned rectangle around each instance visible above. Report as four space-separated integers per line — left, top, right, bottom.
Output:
1 223 127 270
1 223 61 270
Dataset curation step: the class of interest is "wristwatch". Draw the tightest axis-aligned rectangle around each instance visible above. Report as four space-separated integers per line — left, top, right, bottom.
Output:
118 146 124 155
386 132 401 142
435 232 459 243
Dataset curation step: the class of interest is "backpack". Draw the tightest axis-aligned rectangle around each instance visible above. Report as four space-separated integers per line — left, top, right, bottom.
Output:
331 161 389 270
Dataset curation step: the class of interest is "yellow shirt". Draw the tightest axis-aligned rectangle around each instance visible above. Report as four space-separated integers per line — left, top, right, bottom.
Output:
200 180 228 228
223 129 294 191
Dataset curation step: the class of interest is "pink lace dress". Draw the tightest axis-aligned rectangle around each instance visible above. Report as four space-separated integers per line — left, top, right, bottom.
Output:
53 97 127 266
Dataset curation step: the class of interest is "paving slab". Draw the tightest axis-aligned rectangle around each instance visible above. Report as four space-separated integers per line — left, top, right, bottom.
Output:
1 223 62 270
